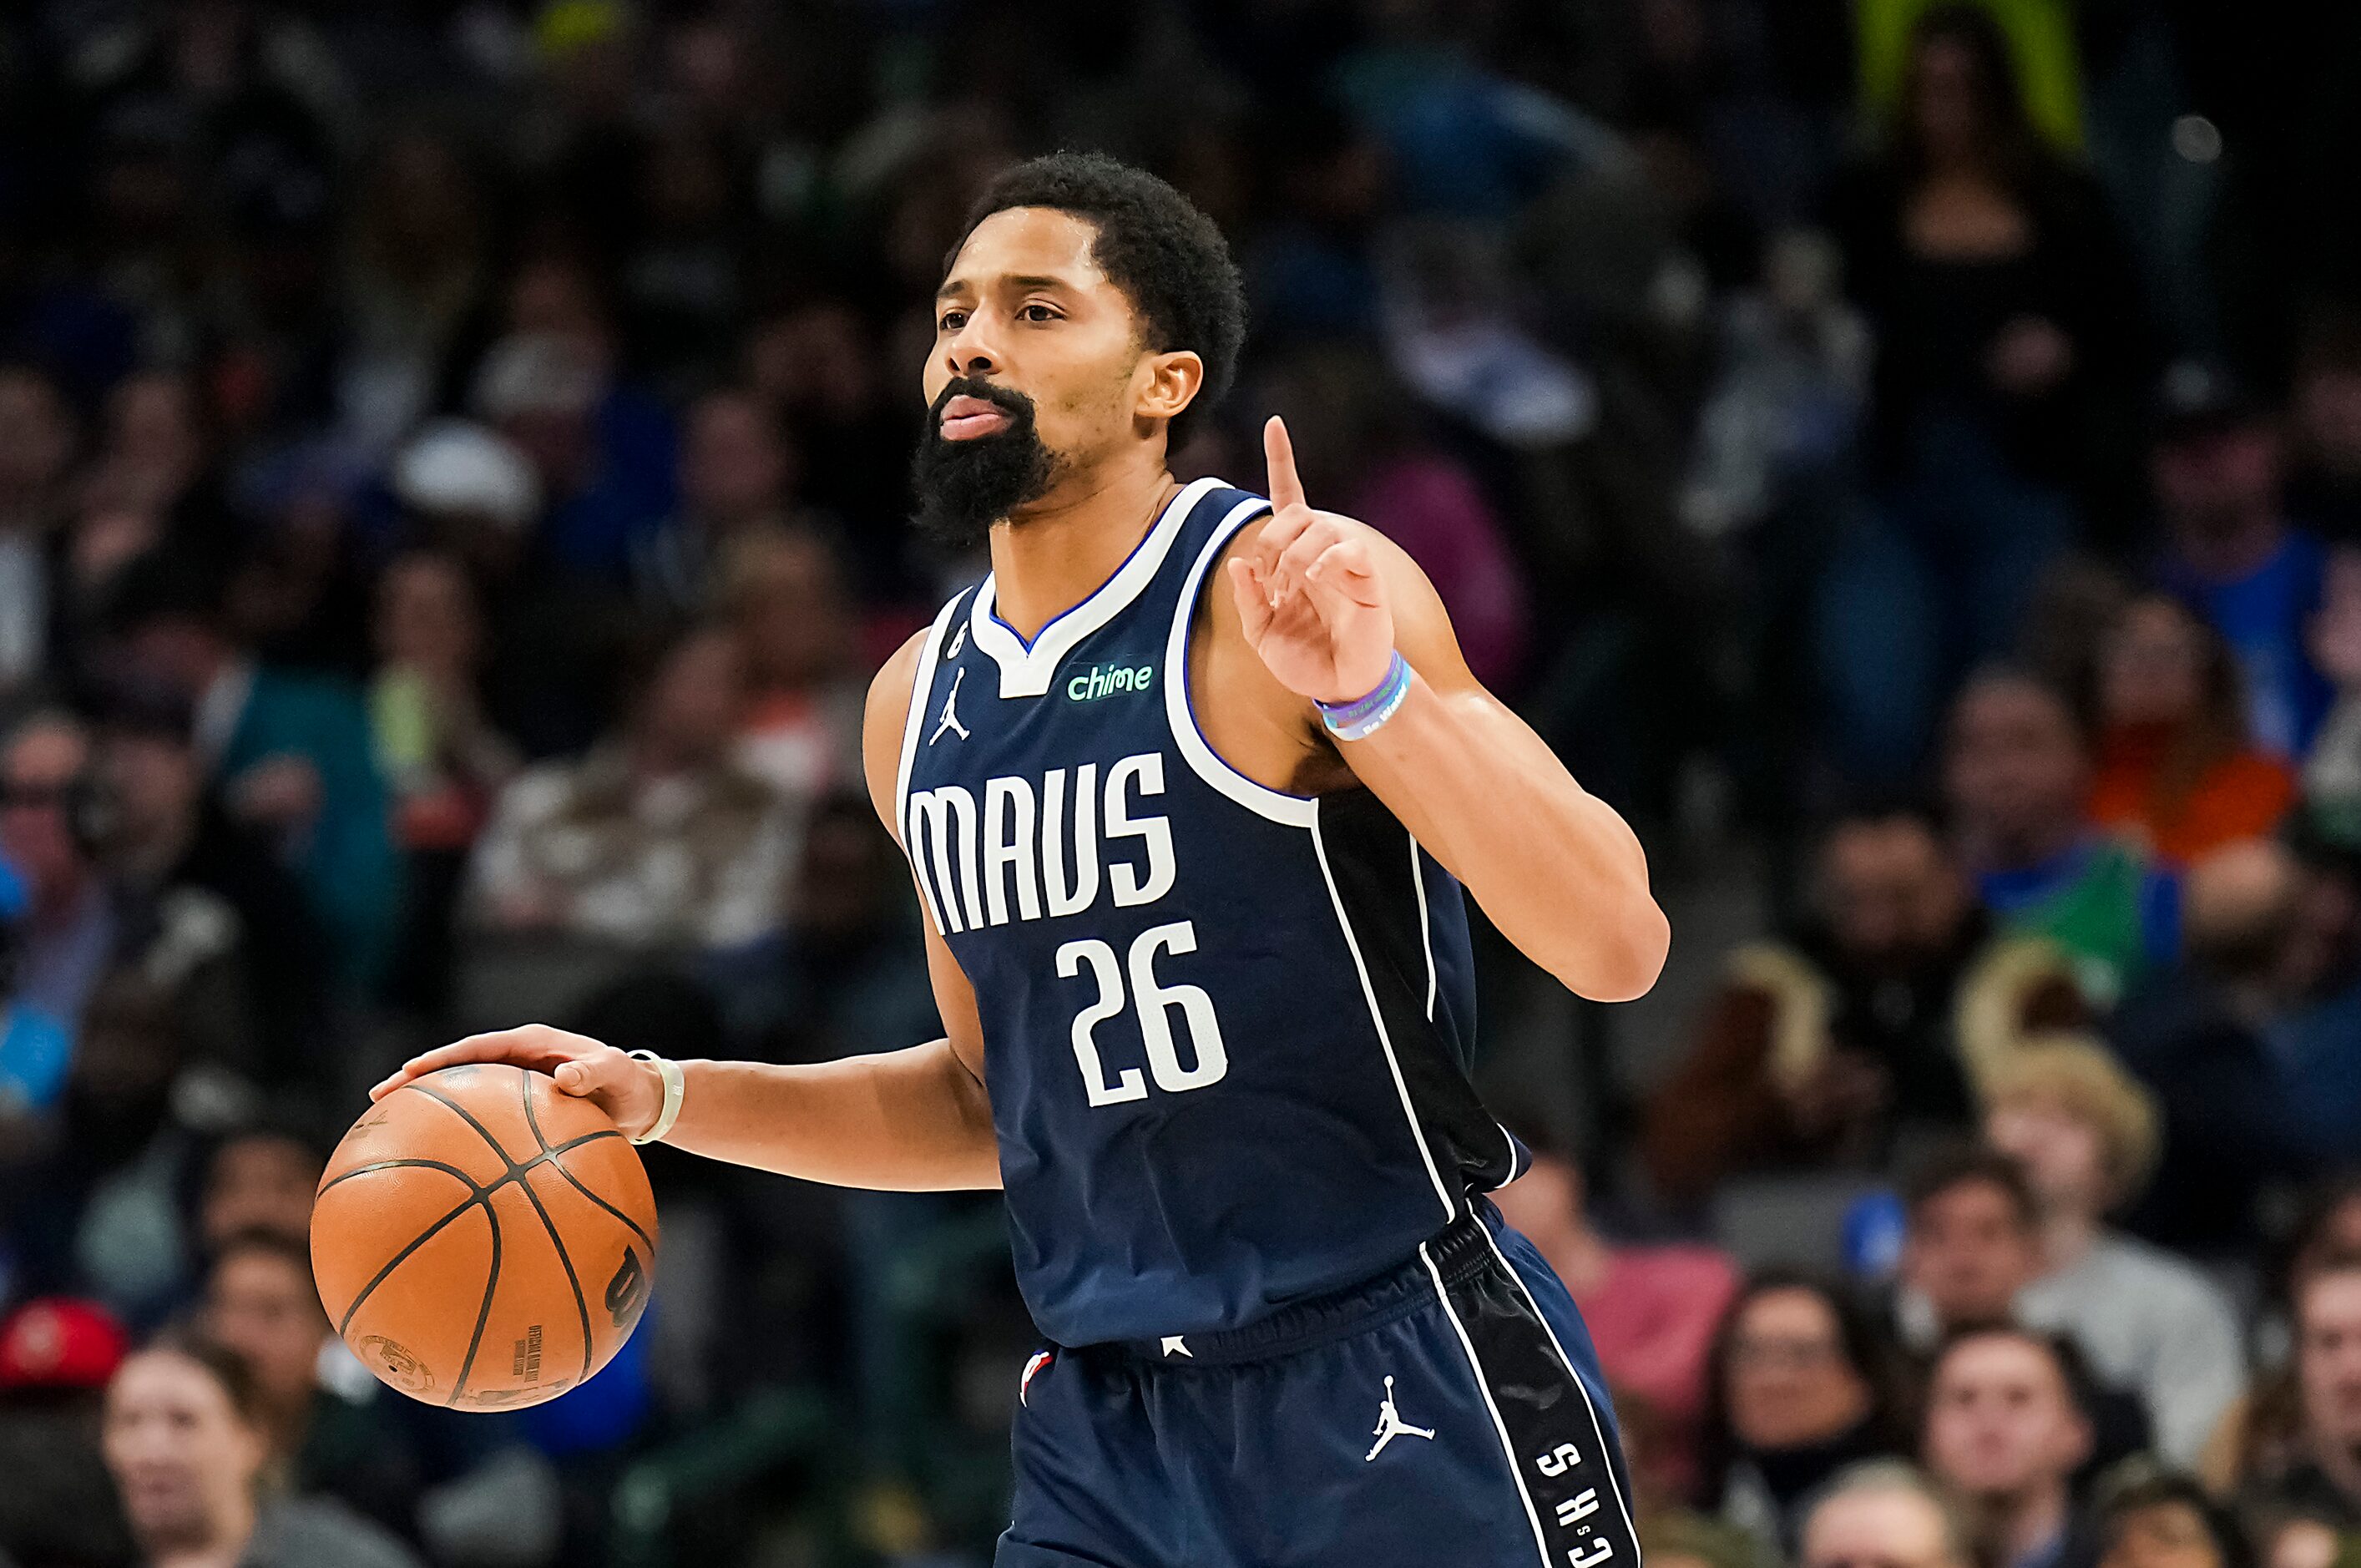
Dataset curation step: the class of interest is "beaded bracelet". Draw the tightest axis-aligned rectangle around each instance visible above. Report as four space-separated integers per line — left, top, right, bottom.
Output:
1318 650 1413 741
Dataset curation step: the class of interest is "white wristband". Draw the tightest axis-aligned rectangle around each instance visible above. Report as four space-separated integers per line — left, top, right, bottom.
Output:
625 1050 685 1146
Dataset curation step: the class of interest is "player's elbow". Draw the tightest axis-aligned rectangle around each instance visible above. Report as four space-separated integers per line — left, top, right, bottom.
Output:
1555 893 1670 1004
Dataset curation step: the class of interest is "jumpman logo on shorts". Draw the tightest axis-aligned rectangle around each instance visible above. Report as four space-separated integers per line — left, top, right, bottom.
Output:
1364 1375 1437 1460
929 666 971 745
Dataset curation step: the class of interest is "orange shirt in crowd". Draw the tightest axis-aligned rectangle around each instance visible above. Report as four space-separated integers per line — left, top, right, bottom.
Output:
2088 721 2297 864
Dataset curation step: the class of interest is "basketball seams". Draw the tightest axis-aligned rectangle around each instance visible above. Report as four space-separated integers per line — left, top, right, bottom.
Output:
447 1196 504 1405
538 1147 657 1253
410 1070 529 1165
332 1191 484 1339
516 1068 596 1383
316 1157 483 1198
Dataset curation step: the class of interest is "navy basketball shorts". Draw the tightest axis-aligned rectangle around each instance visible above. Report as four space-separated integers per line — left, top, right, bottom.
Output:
998 1206 1643 1568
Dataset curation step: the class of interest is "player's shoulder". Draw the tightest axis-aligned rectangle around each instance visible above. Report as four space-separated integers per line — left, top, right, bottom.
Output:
861 626 935 832
867 626 931 721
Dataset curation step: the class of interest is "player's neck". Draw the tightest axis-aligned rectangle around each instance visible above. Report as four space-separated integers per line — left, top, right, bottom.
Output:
987 453 1180 642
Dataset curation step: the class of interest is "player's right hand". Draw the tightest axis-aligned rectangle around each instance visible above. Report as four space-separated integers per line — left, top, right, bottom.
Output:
370 1024 664 1141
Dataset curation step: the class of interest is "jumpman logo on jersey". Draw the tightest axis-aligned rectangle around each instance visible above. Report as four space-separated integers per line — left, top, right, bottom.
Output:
929 665 971 745
1364 1376 1437 1460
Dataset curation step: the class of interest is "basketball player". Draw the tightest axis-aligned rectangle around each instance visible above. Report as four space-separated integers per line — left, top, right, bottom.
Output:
377 153 1669 1567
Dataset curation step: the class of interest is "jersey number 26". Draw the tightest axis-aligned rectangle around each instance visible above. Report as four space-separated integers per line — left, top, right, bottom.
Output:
1056 921 1229 1105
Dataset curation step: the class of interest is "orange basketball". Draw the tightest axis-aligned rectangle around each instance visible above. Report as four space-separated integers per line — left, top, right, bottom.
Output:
311 1062 659 1410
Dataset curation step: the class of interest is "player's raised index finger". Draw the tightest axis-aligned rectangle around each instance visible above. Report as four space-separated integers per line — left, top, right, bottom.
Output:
1263 415 1307 513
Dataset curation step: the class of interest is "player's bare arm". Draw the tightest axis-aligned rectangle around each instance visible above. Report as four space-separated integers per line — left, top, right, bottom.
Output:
1213 416 1670 1003
367 632 1002 1189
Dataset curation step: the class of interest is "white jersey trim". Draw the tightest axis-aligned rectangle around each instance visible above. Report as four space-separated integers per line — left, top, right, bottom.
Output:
1411 832 1438 1022
1482 1227 1644 1555
971 476 1221 698
1315 807 1459 1222
1163 491 1322 828
894 592 967 833
1419 1242 1558 1568
896 593 968 936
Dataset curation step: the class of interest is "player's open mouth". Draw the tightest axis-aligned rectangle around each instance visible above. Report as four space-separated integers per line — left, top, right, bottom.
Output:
940 394 1014 440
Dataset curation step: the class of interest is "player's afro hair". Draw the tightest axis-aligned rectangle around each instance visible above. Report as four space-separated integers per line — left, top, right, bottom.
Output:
952 152 1245 452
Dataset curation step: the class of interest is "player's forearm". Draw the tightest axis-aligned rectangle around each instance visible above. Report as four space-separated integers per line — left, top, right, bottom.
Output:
1349 675 1668 1001
660 1039 1003 1191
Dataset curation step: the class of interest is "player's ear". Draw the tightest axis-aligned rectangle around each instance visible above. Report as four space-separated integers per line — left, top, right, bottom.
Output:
1135 348 1204 427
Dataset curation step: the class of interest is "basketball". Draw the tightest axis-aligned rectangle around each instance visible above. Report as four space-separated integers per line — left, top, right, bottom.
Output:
311 1063 659 1410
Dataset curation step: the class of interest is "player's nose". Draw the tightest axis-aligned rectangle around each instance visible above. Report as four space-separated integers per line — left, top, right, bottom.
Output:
943 321 1000 379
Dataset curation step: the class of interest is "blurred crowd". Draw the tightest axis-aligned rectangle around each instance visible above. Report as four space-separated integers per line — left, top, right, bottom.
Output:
0 0 2358 1565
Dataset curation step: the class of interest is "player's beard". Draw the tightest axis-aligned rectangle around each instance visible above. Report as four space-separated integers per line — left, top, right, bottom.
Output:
910 377 1062 550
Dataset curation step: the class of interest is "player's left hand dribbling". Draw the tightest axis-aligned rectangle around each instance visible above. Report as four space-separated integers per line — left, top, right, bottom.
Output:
1226 416 1395 706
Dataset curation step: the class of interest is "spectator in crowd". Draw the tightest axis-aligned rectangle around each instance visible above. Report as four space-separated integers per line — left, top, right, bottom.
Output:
1494 1122 1742 1493
89 684 330 1094
0 711 114 1030
2283 313 2361 546
741 301 922 607
1820 3 2149 785
1699 1271 1912 1555
12 972 209 1320
0 364 76 706
1241 105 1388 351
198 1127 323 1255
199 1226 447 1540
0 859 73 1121
2224 1252 2361 1534
467 620 793 950
387 418 621 761
370 549 519 1010
2106 841 2347 1252
2284 1182 2361 1299
83 371 235 558
637 388 816 614
2231 835 2361 1171
2151 366 2334 764
103 547 398 991
1984 1039 2247 1465
1797 1461 1974 1568
1641 1509 1764 1568
102 1337 422 1568
1944 667 2180 1003
2095 1464 2255 1568
1681 225 1871 536
2302 549 2361 847
723 528 865 812
200 1229 331 1471
470 255 677 584
755 791 942 1059
1897 1144 2044 1349
0 1295 137 1567
2087 593 2295 864
1922 1326 2099 1568
337 133 493 456
1646 801 2085 1205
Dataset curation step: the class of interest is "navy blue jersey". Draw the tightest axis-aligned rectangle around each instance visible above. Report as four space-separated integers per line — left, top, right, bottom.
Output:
895 478 1526 1347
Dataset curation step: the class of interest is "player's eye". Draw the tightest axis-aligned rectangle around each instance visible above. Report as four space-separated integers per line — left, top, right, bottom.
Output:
1019 303 1060 323
938 309 968 332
